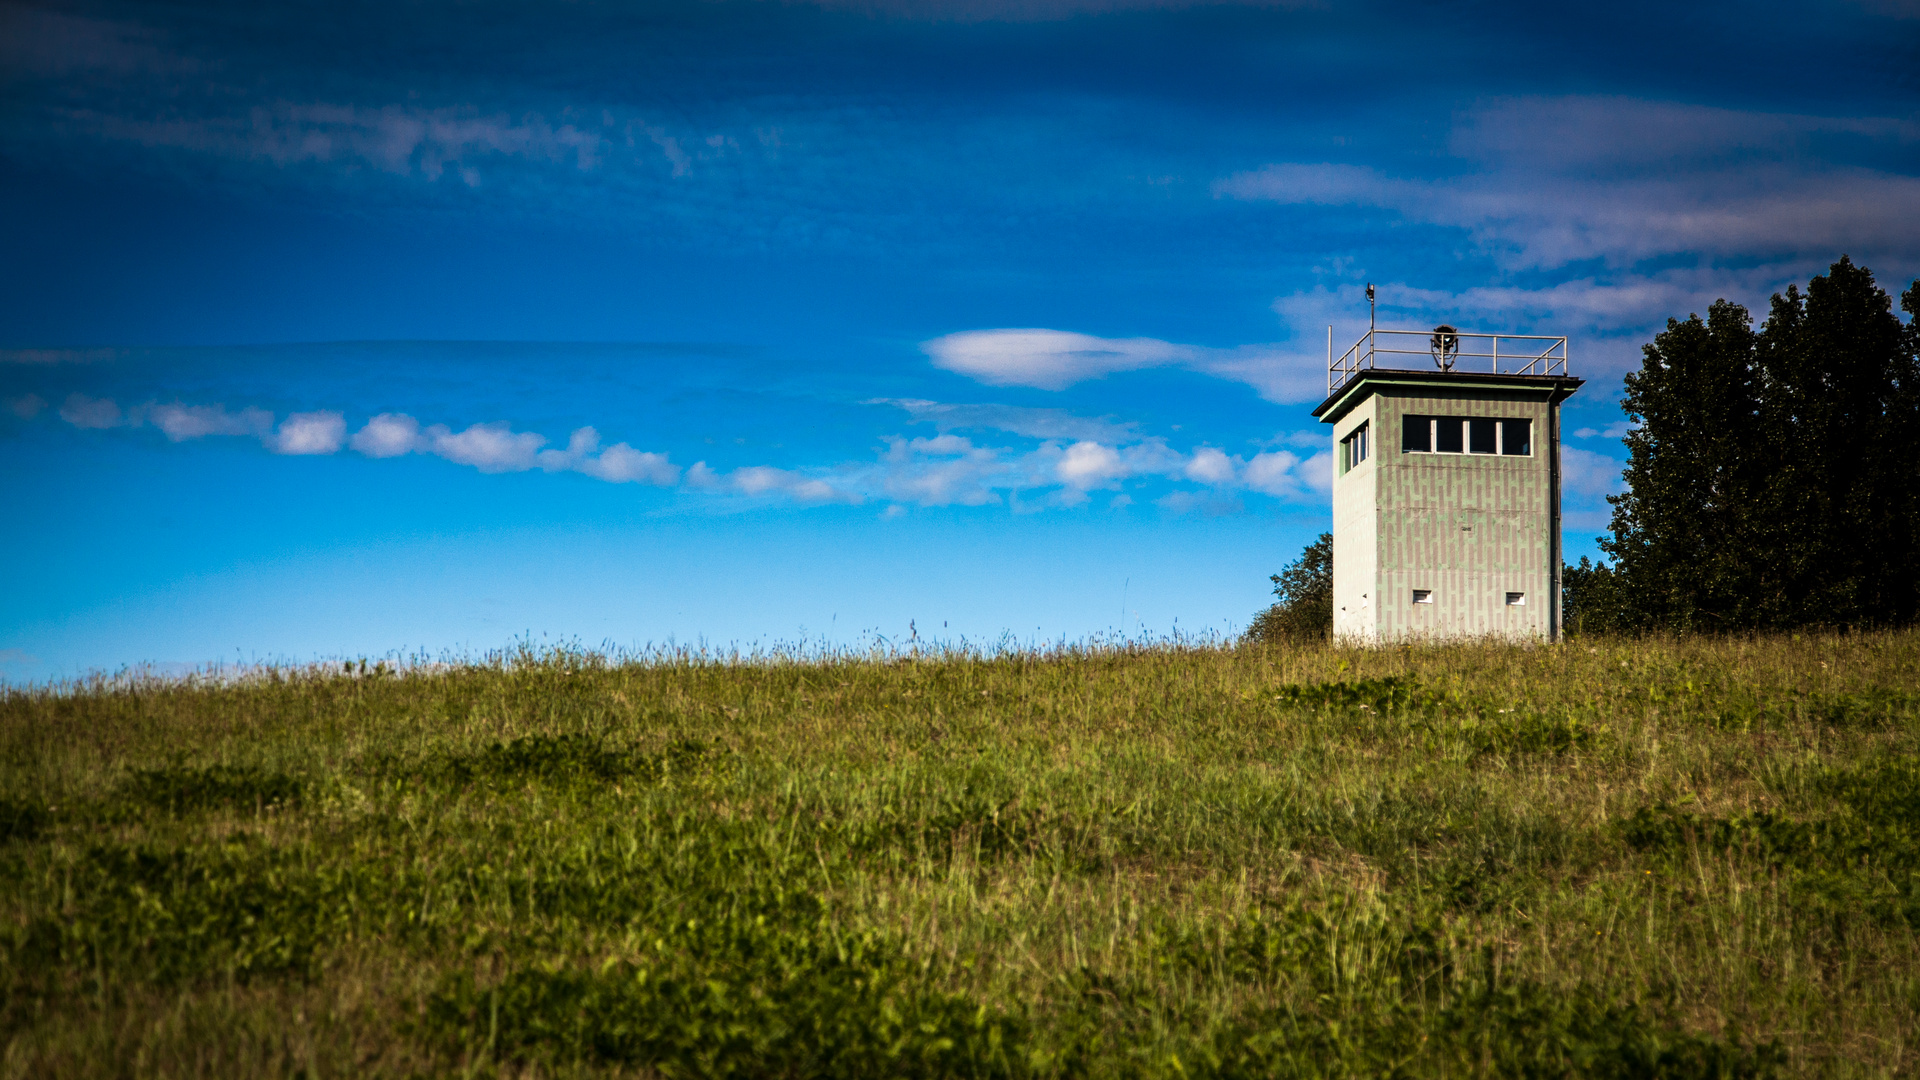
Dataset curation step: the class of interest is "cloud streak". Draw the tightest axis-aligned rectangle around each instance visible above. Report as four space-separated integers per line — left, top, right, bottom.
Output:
921 329 1327 403
37 390 1332 513
1217 97 1920 271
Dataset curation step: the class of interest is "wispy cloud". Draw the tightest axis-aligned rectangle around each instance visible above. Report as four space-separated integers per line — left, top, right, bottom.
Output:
1562 445 1628 501
1217 97 1920 271
921 329 1326 403
82 103 608 187
687 462 859 503
536 427 680 485
58 393 126 429
347 413 421 458
269 411 345 455
923 329 1187 390
46 390 1330 513
8 394 47 420
149 403 274 441
419 421 547 472
871 398 1141 443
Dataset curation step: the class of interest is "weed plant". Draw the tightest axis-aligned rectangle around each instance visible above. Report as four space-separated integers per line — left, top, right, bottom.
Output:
2 632 1917 1077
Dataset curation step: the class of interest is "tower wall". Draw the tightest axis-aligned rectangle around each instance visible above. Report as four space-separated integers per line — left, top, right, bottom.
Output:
1330 394 1379 643
1320 372 1577 644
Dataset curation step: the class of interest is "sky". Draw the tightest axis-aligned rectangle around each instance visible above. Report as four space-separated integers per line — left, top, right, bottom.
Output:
3 0 1918 681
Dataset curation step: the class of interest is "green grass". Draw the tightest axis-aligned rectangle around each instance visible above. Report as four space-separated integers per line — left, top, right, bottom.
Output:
3 633 1917 1077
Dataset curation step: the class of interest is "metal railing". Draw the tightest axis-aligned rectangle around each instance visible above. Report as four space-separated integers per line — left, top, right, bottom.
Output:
1328 328 1568 395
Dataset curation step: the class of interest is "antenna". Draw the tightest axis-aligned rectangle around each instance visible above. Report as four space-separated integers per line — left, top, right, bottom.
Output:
1366 283 1375 335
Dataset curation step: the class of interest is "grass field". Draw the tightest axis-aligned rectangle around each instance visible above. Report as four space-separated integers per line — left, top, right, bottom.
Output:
2 632 1917 1078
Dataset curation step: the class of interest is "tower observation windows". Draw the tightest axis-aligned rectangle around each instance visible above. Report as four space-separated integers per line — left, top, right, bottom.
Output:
1340 421 1370 474
1401 415 1532 456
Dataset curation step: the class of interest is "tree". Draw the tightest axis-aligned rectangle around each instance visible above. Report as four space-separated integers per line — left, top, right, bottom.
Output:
1596 257 1920 631
1747 258 1919 626
1247 533 1332 643
1561 556 1627 636
1600 299 1764 629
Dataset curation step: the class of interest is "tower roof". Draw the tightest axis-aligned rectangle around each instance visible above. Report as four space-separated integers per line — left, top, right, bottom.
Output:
1313 369 1583 425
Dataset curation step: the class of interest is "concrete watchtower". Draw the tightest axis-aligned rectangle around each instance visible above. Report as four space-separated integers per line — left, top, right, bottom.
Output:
1312 325 1582 643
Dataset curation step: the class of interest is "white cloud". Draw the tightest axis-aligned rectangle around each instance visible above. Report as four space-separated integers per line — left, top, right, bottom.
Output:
1183 446 1236 485
871 434 1005 506
1240 449 1332 498
535 426 680 485
58 393 124 429
148 402 273 442
578 442 679 485
270 411 345 455
1242 450 1301 496
1055 440 1127 488
1574 421 1635 440
667 459 859 504
48 389 1340 513
423 421 547 473
684 461 721 489
923 329 1189 390
350 413 423 457
9 393 47 420
921 329 1326 403
726 465 857 503
1562 445 1628 500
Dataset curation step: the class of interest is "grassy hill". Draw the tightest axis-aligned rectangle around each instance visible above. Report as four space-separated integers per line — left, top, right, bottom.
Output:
3 633 1917 1077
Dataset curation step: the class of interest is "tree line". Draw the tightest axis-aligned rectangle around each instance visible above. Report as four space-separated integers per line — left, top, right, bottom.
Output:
1253 257 1919 641
1568 257 1919 633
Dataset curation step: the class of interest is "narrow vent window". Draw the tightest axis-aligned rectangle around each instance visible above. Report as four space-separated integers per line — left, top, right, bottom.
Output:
1506 592 1526 606
1412 589 1434 605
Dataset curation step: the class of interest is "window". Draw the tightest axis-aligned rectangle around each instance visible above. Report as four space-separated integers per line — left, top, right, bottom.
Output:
1412 589 1433 604
1401 414 1534 457
1505 592 1526 606
1340 421 1370 473
1500 419 1531 456
1401 414 1431 453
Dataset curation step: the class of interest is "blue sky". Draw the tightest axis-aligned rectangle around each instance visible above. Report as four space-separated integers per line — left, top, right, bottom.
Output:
3 0 1918 680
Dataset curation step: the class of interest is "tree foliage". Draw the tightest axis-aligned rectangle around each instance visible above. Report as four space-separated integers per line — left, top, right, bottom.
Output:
1248 532 1332 643
1590 257 1920 631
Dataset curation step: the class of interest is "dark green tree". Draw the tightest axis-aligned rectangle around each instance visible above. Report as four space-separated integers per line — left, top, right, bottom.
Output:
1747 257 1919 626
1595 257 1920 631
1247 532 1332 643
1561 556 1627 636
1601 299 1763 629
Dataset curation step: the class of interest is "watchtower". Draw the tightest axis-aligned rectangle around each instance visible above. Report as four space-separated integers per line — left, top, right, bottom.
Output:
1312 326 1582 643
